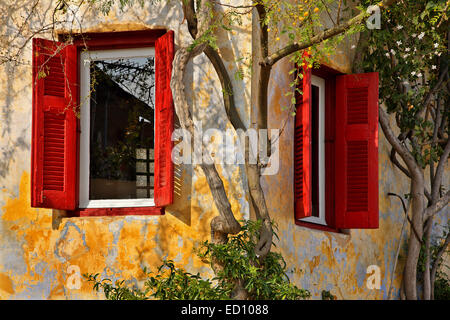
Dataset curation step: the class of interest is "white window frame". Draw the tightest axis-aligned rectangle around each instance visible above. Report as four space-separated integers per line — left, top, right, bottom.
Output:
300 75 326 226
79 47 156 209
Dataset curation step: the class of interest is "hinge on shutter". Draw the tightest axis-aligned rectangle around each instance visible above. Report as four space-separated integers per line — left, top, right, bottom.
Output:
40 190 44 203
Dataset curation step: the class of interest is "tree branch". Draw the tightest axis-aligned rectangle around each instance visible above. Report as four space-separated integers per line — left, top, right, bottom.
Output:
172 0 241 237
423 216 434 299
261 0 398 67
416 65 448 121
390 147 411 178
204 46 246 131
212 1 254 9
431 231 450 299
379 106 422 180
183 0 245 132
388 193 423 244
244 2 273 259
425 190 450 220
432 138 450 201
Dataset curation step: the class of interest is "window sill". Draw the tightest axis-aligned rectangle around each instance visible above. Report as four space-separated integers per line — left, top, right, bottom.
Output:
69 206 164 217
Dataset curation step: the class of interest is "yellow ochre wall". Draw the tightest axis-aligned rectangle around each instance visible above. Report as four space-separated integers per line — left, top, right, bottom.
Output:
0 0 448 300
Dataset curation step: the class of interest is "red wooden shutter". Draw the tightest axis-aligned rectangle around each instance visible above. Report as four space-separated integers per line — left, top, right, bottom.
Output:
335 72 379 228
294 64 312 219
31 38 78 210
154 31 174 206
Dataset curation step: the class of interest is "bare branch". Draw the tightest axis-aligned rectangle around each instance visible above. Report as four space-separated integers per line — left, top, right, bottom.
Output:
212 1 254 9
432 138 450 201
417 66 448 120
172 0 241 238
388 193 423 244
319 0 336 26
390 147 412 179
183 0 245 131
425 190 450 220
337 0 343 24
423 216 434 299
379 106 421 179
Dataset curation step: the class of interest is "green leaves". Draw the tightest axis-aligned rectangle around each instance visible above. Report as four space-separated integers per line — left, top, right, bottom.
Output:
84 273 148 300
85 220 311 300
358 0 448 168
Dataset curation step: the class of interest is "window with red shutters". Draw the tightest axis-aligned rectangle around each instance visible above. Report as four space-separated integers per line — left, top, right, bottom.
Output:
31 38 77 210
294 66 379 231
31 30 175 215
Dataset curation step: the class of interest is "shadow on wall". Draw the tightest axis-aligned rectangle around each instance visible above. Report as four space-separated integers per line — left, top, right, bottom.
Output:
166 63 193 227
0 63 31 181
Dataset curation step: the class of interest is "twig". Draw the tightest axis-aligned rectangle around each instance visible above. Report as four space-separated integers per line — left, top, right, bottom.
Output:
212 0 254 9
336 0 343 24
388 193 423 244
387 193 410 299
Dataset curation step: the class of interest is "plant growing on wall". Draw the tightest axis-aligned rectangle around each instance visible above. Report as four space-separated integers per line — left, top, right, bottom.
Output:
355 0 449 300
6 0 448 301
84 220 312 300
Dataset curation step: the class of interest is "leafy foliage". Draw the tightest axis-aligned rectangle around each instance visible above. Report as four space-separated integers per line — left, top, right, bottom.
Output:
261 0 366 111
196 219 310 300
84 274 149 300
417 226 450 300
434 275 450 300
321 290 337 300
85 220 311 300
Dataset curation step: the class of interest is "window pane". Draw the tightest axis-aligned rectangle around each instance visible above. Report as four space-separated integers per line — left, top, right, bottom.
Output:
89 57 155 200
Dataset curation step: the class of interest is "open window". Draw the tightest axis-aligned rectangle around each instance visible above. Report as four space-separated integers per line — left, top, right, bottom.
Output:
31 30 174 216
294 64 379 230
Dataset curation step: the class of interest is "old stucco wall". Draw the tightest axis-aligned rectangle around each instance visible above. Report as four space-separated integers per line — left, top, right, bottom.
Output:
0 1 448 300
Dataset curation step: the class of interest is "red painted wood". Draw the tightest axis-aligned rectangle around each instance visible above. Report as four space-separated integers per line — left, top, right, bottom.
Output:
31 38 78 210
335 72 379 229
154 30 174 207
294 59 312 219
71 30 172 217
33 31 174 217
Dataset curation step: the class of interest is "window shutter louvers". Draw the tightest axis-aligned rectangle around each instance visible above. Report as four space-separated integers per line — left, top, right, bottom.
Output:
154 31 174 207
294 64 312 219
31 38 77 210
335 72 379 229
